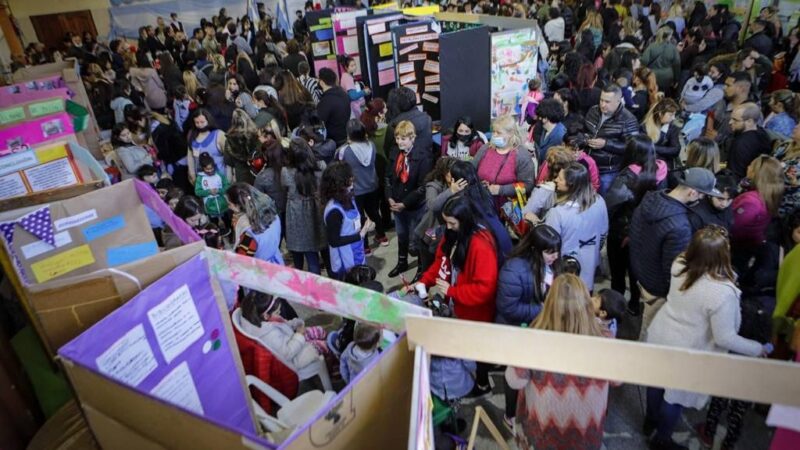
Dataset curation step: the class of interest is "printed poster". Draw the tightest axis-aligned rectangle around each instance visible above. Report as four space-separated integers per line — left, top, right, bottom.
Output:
490 29 539 119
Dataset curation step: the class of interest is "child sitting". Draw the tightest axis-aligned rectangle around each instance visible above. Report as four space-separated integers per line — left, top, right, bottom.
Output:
194 152 230 235
591 289 626 337
520 78 544 125
135 164 166 247
239 291 328 372
340 322 381 384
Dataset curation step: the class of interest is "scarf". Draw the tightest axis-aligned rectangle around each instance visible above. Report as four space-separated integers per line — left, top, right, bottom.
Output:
394 149 410 183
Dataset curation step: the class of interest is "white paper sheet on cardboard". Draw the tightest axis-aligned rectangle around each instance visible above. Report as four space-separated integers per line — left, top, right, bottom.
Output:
147 284 204 364
150 361 205 416
53 209 98 231
20 230 72 259
95 324 158 386
0 172 28 199
23 157 78 192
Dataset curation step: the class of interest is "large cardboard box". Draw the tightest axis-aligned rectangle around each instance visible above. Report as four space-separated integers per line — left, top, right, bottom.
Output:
0 179 201 356
58 249 430 449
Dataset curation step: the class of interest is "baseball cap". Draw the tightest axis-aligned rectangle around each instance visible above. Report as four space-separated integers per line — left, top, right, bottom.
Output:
678 167 724 198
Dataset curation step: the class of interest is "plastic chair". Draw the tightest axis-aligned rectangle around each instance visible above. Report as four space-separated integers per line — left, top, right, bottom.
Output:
232 308 333 391
246 375 336 434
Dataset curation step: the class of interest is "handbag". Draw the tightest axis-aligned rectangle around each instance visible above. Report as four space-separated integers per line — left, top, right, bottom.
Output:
499 182 530 237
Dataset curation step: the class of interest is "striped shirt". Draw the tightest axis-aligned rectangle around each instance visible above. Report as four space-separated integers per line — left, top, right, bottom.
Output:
299 75 322 104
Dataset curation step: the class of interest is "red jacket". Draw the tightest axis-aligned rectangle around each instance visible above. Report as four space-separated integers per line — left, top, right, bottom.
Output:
419 229 498 322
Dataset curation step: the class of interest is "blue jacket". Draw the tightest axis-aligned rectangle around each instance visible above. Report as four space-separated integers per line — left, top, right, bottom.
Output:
629 191 693 297
495 257 543 325
536 122 566 162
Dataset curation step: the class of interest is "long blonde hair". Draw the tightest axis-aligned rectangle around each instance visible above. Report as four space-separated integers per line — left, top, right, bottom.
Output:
580 10 603 31
748 155 784 216
643 98 678 142
228 108 259 137
531 274 604 337
685 138 721 173
182 70 198 99
491 114 525 150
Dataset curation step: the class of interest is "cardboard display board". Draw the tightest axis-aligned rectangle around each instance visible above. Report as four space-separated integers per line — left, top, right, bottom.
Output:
0 96 67 128
12 60 103 159
391 21 441 120
59 247 431 449
404 316 800 449
0 179 201 356
490 28 540 120
59 254 258 435
439 26 492 132
0 140 107 207
358 12 405 103
332 9 369 78
0 75 71 109
306 9 339 77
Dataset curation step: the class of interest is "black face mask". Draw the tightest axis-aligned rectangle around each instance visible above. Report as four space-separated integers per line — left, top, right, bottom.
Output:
457 133 471 142
196 125 208 132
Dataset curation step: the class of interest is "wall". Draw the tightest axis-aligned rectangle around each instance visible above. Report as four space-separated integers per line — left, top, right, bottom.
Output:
8 0 112 46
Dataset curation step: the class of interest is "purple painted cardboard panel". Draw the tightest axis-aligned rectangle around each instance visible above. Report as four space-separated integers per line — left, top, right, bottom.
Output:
58 254 257 436
133 179 201 244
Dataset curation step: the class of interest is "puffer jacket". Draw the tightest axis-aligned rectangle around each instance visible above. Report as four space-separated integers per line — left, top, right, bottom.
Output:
584 103 640 173
629 190 693 297
494 257 545 326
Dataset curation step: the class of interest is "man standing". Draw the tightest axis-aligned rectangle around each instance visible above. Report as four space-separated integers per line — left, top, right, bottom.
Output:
705 71 751 149
726 103 772 179
583 83 640 194
293 10 309 39
227 23 254 56
170 13 184 33
629 168 724 336
316 68 351 146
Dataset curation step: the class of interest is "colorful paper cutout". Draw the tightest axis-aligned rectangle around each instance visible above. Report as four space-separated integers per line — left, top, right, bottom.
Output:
82 215 125 242
106 241 159 266
30 244 95 283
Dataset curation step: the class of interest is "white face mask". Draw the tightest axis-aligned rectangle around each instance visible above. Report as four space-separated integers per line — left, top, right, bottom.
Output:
492 136 507 148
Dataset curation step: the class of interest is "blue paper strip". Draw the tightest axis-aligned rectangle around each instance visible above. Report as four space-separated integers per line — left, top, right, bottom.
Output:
106 241 159 266
315 29 334 41
82 215 126 241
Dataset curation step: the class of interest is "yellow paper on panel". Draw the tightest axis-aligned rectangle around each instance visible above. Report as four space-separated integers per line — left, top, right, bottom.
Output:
379 42 394 57
36 143 69 164
30 244 95 283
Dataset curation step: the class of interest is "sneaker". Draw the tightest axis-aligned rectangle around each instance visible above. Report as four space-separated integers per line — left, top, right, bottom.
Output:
502 415 515 434
649 436 689 450
376 236 390 246
694 423 713 448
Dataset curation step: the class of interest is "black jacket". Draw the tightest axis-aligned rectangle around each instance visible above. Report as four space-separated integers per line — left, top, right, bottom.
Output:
743 32 774 58
689 198 733 234
726 127 772 180
604 167 667 241
653 122 681 169
384 108 433 157
316 87 351 146
385 145 434 211
629 190 693 297
583 103 640 172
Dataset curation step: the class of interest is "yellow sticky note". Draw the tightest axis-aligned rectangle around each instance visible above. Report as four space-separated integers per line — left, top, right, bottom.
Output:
36 143 69 164
379 42 393 57
30 244 95 283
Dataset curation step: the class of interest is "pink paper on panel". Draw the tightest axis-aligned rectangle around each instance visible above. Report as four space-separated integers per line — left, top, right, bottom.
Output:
0 88 73 109
0 112 75 156
378 69 396 86
314 58 339 76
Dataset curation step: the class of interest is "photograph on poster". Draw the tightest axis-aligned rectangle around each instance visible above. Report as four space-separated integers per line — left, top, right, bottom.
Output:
490 29 539 118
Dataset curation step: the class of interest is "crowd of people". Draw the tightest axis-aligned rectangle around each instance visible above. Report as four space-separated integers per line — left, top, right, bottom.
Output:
12 0 800 448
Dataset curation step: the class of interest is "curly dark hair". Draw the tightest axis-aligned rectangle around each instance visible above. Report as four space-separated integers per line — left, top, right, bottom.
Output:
536 98 566 124
320 161 354 207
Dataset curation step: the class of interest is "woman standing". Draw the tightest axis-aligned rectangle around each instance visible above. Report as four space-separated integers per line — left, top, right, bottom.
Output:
774 122 800 217
506 273 612 450
321 162 374 279
641 27 681 94
274 69 313 130
416 195 499 395
340 56 370 119
472 115 535 214
224 109 260 185
542 162 609 291
646 226 770 450
186 108 228 185
730 155 784 267
643 98 681 169
228 183 284 265
764 90 799 140
440 116 488 161
129 51 167 112
336 119 388 252
254 139 288 226
282 139 326 274
604 135 668 312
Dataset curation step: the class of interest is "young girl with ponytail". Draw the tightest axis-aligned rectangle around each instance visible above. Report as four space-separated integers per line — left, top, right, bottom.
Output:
227 182 284 265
